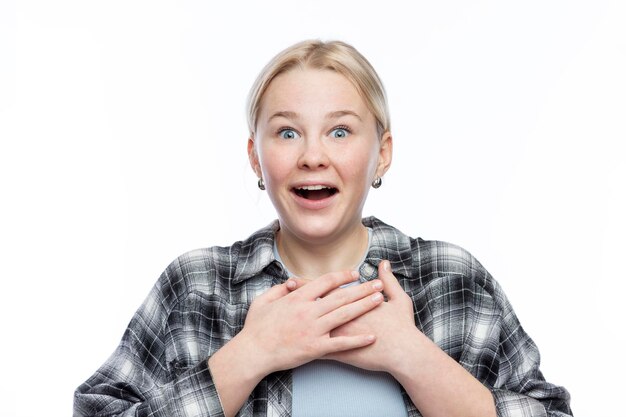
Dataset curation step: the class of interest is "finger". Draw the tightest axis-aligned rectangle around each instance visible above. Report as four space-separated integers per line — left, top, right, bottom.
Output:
322 350 354 363
321 334 376 354
318 286 343 298
318 290 384 331
315 279 383 316
285 277 312 291
316 278 360 298
254 282 291 304
296 270 360 300
378 260 405 300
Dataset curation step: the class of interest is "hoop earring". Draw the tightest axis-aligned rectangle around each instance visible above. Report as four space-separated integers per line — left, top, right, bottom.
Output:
371 177 382 189
257 178 266 190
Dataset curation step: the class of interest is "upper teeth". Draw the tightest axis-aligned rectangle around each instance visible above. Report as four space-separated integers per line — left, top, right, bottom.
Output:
298 185 330 190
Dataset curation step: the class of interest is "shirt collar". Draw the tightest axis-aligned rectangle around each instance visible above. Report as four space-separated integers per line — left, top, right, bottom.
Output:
232 220 280 283
361 216 414 280
232 216 414 284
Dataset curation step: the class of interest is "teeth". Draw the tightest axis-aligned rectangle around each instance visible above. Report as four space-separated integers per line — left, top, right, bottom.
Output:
297 185 331 190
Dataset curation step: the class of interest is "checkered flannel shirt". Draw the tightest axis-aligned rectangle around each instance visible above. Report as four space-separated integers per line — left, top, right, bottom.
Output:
74 217 572 417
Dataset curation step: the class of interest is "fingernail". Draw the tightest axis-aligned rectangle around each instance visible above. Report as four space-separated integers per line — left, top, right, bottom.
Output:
351 270 359 279
371 292 383 302
366 334 376 343
383 261 390 271
371 280 383 290
286 280 296 289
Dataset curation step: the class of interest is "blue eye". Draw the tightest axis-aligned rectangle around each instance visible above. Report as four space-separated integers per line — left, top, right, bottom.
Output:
279 129 300 140
331 128 350 139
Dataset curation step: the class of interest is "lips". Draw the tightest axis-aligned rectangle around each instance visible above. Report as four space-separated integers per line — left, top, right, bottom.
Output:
292 184 338 201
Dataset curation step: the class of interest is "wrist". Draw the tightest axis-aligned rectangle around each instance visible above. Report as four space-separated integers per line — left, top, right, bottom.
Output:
389 330 497 417
388 328 432 383
209 331 268 389
207 332 271 417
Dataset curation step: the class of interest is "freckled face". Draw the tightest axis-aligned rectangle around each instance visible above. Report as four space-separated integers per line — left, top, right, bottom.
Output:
249 68 390 244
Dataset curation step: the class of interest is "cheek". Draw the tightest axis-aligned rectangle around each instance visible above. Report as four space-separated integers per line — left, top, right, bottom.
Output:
342 147 379 180
258 145 292 184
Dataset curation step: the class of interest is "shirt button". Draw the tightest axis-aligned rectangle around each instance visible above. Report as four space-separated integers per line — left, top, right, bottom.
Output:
361 263 376 280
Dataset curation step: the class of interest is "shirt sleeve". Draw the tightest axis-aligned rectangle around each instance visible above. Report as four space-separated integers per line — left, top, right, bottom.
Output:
73 262 226 417
486 275 572 417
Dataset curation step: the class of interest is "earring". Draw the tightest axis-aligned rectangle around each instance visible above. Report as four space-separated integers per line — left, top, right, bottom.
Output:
258 178 266 190
371 177 382 189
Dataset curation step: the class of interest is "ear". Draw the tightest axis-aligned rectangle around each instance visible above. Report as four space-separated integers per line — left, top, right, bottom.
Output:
247 136 262 178
376 131 393 178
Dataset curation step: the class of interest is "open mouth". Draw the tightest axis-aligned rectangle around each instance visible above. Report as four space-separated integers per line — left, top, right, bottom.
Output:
293 185 338 200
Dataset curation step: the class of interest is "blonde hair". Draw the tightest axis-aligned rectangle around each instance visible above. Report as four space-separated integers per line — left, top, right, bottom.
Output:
246 40 390 137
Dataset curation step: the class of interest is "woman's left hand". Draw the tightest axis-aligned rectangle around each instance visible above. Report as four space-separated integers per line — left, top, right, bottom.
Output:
288 260 498 417
289 260 425 375
326 260 424 373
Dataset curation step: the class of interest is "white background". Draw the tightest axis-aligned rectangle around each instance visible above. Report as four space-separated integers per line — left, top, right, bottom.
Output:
1 1 624 416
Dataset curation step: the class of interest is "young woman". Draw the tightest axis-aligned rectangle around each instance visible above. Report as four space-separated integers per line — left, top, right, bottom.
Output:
74 40 572 417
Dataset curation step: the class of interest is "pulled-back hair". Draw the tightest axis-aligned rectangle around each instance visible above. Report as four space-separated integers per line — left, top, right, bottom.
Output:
247 40 390 137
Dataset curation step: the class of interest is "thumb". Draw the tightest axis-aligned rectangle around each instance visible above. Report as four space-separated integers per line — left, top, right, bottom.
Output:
378 260 404 300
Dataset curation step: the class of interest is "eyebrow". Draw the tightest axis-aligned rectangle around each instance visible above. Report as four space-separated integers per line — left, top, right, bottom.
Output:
326 110 362 121
268 110 362 122
268 111 299 122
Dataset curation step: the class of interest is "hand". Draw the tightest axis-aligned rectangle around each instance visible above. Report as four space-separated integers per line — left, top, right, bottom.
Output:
289 261 420 374
327 261 419 373
235 270 386 377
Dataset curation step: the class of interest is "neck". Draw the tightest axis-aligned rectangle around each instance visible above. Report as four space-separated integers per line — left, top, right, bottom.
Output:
276 223 369 279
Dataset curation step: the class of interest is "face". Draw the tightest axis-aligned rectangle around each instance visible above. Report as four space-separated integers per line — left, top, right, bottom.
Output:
248 68 392 244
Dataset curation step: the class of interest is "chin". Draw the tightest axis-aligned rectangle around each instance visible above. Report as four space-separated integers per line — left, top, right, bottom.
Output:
279 212 358 243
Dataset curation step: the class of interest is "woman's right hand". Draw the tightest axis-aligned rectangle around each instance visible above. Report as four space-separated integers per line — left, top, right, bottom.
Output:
237 270 385 376
208 270 383 417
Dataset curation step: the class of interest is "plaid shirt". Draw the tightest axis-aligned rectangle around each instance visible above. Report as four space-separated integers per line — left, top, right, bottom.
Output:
74 217 572 417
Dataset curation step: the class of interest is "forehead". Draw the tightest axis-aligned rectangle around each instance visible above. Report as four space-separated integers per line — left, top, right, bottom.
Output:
259 68 369 117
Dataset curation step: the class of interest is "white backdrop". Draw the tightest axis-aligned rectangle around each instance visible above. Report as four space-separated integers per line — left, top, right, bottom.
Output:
1 1 624 416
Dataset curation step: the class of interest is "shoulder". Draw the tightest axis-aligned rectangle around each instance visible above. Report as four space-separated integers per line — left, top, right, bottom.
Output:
411 238 494 290
157 246 233 298
366 216 489 281
407 237 523 339
149 221 279 309
366 217 505 307
389 224 523 352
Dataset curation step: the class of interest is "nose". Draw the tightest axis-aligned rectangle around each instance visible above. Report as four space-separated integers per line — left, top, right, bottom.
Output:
297 136 330 170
